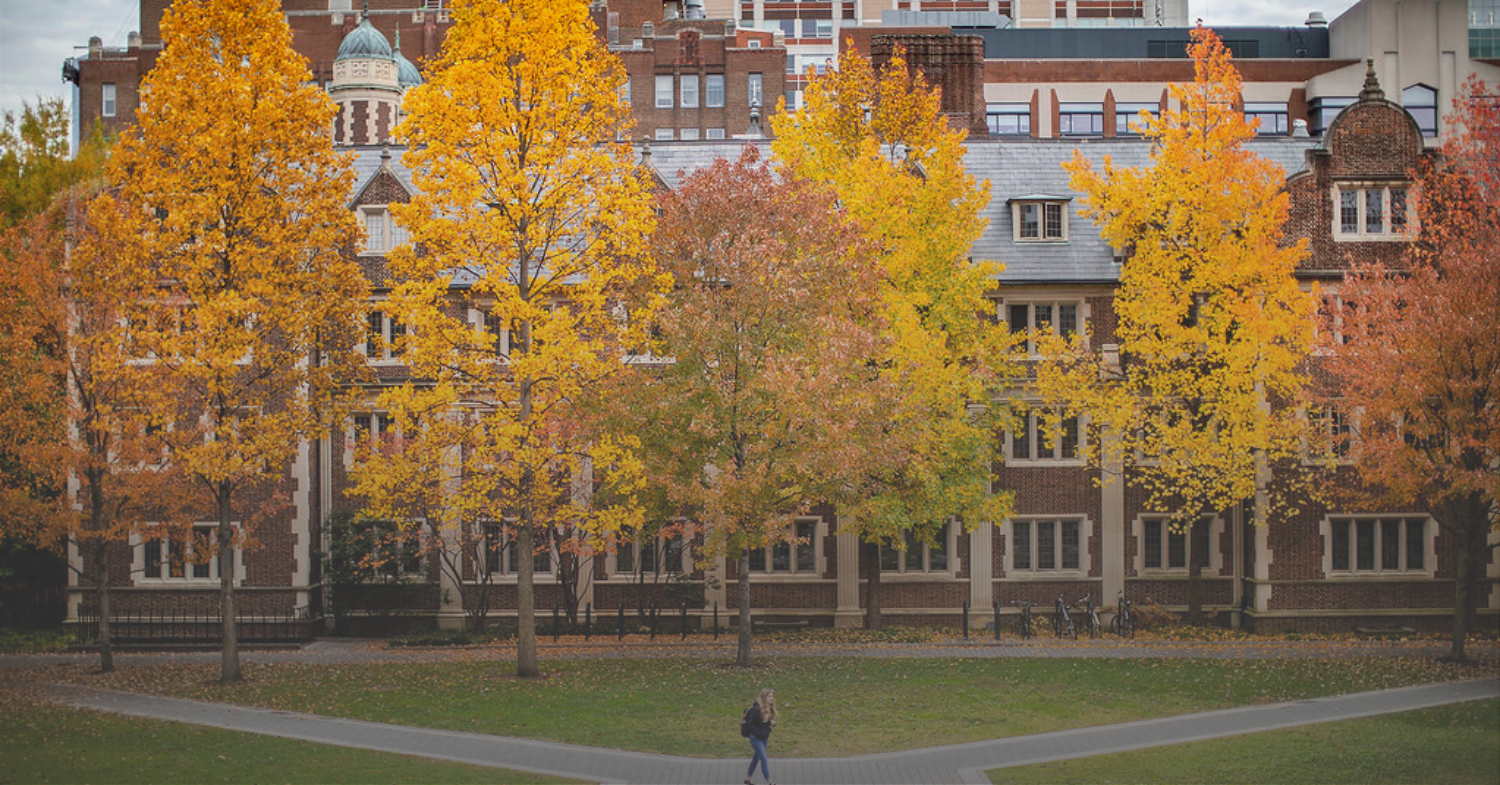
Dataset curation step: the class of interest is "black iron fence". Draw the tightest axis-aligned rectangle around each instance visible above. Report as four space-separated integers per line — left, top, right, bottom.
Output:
73 606 317 646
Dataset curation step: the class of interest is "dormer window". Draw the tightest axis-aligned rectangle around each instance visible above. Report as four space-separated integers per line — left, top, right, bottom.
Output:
361 206 407 254
1010 196 1070 242
1333 184 1412 240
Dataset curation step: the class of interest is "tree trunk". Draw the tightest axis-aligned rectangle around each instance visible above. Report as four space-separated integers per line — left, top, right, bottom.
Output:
516 518 539 677
1446 493 1485 663
1186 519 1204 626
88 474 113 673
219 487 241 682
736 549 752 667
97 544 114 674
863 541 883 631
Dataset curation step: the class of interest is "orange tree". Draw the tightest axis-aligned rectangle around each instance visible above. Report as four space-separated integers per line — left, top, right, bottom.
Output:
771 47 1015 629
621 149 888 666
0 190 183 672
365 0 663 678
1322 79 1499 661
93 0 367 682
1035 27 1316 622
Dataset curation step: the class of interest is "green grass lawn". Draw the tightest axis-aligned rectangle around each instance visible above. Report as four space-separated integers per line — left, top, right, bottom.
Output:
21 655 1492 758
989 698 1500 785
0 689 580 785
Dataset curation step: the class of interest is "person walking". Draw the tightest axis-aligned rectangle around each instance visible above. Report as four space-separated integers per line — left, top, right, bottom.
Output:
741 688 777 785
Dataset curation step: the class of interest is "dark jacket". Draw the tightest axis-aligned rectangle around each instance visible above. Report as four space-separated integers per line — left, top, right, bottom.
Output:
745 703 773 742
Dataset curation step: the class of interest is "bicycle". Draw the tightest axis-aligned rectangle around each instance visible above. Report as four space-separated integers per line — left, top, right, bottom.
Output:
1011 600 1035 640
1111 590 1135 638
1051 595 1077 640
1077 594 1101 639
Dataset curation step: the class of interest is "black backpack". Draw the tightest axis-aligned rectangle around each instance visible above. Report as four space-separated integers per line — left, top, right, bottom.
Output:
740 705 754 738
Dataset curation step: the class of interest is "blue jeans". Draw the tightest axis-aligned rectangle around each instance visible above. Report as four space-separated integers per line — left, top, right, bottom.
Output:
746 735 770 781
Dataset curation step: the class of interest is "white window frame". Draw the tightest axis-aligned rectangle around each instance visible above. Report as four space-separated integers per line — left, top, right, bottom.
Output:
133 523 241 584
679 127 700 141
680 74 699 108
102 83 117 118
620 78 630 106
359 205 407 255
746 517 826 577
655 74 673 108
1332 183 1414 241
879 521 961 578
1132 514 1224 576
1011 201 1069 242
654 127 675 141
1005 516 1092 578
1321 515 1434 578
705 74 725 108
1005 408 1085 464
705 127 725 140
747 73 763 107
467 305 511 360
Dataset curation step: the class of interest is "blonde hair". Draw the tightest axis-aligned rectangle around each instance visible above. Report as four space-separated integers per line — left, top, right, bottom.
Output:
755 688 777 724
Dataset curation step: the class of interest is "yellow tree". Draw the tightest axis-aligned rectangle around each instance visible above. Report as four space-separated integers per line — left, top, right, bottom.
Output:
1036 26 1315 622
372 0 662 678
93 0 368 682
771 47 1014 628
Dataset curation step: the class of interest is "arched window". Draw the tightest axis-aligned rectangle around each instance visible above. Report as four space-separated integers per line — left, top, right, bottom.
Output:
1401 84 1438 137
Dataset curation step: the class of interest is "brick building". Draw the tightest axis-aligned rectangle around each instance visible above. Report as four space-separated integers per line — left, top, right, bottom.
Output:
60 0 1497 638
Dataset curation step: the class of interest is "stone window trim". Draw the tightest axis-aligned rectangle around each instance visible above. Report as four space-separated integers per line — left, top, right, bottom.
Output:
466 305 512 361
363 304 406 364
1003 515 1094 579
343 410 409 470
358 205 408 256
1131 514 1225 577
1320 514 1435 579
1003 406 1086 465
878 520 963 581
132 522 244 585
1302 401 1359 466
1331 182 1415 242
1001 297 1090 355
477 519 562 584
745 516 827 579
606 527 694 580
1008 197 1071 243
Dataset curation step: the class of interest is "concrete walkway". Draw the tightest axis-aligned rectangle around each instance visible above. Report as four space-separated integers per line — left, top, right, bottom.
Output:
44 678 1500 785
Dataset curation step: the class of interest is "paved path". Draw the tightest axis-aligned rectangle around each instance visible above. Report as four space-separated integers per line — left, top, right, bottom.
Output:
43 678 1500 785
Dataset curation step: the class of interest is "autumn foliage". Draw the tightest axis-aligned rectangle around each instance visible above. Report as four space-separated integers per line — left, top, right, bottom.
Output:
772 47 1014 627
626 149 887 665
1036 27 1316 619
1322 78 1500 660
92 0 368 681
360 0 664 678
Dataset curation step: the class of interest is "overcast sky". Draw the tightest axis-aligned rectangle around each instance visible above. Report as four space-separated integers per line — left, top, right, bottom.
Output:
1 1 1363 125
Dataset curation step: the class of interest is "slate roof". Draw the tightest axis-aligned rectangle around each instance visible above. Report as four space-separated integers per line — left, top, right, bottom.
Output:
348 136 1319 286
349 147 416 199
646 137 1318 284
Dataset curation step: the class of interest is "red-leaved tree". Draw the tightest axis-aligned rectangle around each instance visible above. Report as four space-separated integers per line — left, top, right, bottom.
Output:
1323 78 1499 662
